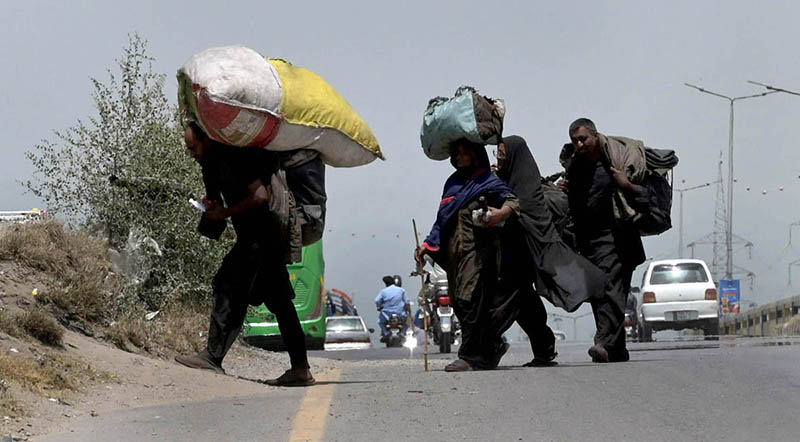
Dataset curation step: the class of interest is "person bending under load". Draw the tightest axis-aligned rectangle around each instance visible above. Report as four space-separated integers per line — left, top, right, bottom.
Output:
175 122 314 386
563 118 648 363
416 140 518 372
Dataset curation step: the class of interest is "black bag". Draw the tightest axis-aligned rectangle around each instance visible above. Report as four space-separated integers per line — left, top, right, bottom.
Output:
280 150 327 246
632 148 678 236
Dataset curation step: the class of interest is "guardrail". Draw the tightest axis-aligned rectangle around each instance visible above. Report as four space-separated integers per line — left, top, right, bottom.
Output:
719 295 800 336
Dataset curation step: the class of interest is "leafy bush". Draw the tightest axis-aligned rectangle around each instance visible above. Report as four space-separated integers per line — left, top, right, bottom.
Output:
24 34 232 312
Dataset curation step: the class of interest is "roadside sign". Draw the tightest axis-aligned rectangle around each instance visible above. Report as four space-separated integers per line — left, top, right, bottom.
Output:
719 279 741 317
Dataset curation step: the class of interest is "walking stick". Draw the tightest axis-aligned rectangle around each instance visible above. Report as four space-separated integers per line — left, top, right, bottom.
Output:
412 219 430 372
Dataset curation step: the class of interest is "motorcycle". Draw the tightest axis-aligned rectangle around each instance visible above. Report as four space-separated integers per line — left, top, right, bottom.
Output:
421 267 460 354
384 312 406 348
624 311 638 341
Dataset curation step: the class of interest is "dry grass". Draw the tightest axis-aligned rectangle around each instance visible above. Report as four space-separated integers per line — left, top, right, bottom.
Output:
1 221 212 359
40 275 110 323
0 309 63 346
0 220 111 322
0 310 24 338
19 309 64 347
0 354 72 394
0 352 114 397
106 303 208 356
0 382 25 418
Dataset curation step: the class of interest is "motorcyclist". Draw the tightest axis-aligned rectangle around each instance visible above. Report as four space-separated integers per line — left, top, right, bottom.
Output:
375 275 411 341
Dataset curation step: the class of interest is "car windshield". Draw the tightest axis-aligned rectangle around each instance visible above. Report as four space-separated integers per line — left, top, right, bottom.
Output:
649 263 710 285
326 318 364 332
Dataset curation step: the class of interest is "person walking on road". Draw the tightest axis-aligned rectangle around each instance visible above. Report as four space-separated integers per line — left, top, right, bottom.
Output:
175 123 315 386
562 118 648 363
491 135 606 367
416 140 518 371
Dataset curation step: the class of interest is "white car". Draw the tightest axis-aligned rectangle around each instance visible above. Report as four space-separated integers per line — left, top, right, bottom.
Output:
636 259 719 341
324 316 372 351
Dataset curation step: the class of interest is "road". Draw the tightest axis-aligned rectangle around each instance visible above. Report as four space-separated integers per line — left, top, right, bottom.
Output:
37 337 800 442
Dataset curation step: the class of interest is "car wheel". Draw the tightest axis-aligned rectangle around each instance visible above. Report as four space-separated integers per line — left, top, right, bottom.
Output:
640 320 653 342
439 332 451 354
703 319 719 341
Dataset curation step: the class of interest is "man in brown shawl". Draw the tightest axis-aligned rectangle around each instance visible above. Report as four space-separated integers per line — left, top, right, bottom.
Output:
563 118 648 362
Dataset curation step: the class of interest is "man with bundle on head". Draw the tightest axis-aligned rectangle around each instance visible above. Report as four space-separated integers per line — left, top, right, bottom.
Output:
175 122 314 386
173 45 383 384
561 118 650 363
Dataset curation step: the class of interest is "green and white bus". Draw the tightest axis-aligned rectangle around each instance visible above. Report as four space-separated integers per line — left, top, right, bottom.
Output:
243 240 327 350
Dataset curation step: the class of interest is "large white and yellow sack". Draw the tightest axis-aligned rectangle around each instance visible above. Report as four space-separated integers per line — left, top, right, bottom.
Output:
177 46 382 167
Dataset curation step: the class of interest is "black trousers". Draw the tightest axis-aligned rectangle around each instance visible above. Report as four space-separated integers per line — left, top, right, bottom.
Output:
206 240 309 369
515 286 556 359
490 282 555 361
454 292 498 370
582 235 635 359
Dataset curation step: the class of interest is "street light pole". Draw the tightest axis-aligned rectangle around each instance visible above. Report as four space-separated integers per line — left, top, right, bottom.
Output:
675 181 718 258
684 83 778 279
552 312 593 341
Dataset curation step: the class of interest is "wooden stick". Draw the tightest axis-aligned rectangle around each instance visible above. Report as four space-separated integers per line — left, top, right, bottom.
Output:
412 219 429 372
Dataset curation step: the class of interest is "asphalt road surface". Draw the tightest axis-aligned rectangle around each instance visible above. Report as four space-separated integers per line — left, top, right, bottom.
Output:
38 336 800 442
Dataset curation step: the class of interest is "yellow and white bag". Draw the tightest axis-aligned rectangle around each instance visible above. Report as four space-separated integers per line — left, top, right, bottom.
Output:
178 46 382 167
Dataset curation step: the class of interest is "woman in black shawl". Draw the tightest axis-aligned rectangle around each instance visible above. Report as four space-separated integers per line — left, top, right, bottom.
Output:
416 140 518 371
493 135 606 365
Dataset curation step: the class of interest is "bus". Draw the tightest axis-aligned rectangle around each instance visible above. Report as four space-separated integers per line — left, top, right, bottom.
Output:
242 240 327 350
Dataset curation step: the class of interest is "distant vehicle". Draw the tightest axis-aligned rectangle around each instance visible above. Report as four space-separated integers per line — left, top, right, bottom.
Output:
420 263 460 354
327 288 359 317
625 289 639 341
383 313 406 348
637 259 719 342
0 209 48 224
324 316 372 351
243 241 327 350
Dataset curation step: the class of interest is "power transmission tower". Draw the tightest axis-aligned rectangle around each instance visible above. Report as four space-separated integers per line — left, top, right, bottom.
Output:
687 152 755 287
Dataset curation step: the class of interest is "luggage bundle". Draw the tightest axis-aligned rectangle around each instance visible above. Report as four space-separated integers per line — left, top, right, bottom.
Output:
560 137 679 237
634 147 678 236
177 46 382 168
420 86 505 160
179 46 382 246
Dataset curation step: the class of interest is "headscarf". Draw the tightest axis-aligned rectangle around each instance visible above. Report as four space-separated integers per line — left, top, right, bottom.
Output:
423 142 512 251
496 135 606 312
497 135 560 244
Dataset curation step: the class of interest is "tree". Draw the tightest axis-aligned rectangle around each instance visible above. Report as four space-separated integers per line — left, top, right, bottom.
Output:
26 34 230 310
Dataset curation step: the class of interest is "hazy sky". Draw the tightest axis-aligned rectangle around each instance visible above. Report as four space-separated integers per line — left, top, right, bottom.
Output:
3 1 800 339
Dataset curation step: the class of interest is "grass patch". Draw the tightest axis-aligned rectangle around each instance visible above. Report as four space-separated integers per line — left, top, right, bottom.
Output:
0 354 73 394
0 220 111 323
0 352 114 399
0 309 63 347
106 303 208 356
0 382 25 418
40 275 109 323
19 309 64 347
0 310 23 338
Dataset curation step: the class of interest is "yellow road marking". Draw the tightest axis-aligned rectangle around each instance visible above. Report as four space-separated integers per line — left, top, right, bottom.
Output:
288 368 341 442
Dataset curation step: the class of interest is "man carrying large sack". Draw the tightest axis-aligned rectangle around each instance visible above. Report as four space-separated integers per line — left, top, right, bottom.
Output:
175 122 314 386
562 118 649 363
